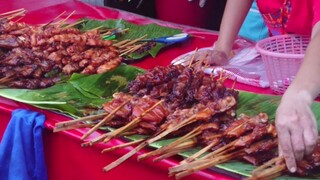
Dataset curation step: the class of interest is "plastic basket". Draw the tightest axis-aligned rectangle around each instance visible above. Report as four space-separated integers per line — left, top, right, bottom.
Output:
256 35 310 94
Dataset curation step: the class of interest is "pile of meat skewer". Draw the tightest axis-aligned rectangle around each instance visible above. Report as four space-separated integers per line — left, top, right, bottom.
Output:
0 9 122 89
54 62 320 179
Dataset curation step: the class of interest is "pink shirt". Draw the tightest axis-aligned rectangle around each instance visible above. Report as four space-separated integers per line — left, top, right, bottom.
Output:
256 0 320 36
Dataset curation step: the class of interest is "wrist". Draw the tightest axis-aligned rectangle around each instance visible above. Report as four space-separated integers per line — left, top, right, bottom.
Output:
213 41 232 58
283 88 314 106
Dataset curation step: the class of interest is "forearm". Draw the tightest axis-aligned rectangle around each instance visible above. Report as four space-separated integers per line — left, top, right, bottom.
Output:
286 22 320 100
215 0 253 54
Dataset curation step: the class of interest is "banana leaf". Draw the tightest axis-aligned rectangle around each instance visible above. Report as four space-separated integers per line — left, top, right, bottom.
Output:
0 64 144 117
1 62 319 178
75 19 182 60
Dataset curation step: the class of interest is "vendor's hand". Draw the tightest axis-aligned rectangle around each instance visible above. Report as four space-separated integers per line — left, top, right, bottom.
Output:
275 90 318 173
207 49 229 66
188 0 207 8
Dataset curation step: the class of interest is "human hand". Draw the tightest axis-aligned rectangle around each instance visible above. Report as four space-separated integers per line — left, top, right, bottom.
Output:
188 0 207 8
275 90 318 173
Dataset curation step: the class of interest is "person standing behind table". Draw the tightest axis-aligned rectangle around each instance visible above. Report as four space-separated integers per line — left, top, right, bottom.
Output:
206 0 320 174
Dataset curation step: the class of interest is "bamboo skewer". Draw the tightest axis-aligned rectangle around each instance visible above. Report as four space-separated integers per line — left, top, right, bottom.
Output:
0 75 16 84
81 99 131 141
63 19 85 29
180 135 221 164
175 150 245 179
88 25 104 31
251 156 284 175
200 140 237 160
120 42 147 56
6 10 26 20
188 48 198 68
119 35 148 49
55 10 76 26
102 99 164 144
101 139 145 153
103 141 148 172
168 159 208 175
153 140 196 163
145 113 202 146
53 123 95 132
41 10 66 28
231 77 237 90
251 164 286 180
138 126 201 161
54 113 107 131
113 40 130 47
13 16 25 22
102 28 130 36
102 117 142 144
81 133 108 147
0 8 25 17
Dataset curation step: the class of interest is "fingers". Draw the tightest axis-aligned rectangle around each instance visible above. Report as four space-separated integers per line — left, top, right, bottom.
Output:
206 50 229 66
290 124 305 161
301 108 318 155
277 124 297 173
276 112 299 173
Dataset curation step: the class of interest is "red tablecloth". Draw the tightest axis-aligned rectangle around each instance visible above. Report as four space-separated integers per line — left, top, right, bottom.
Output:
0 1 274 179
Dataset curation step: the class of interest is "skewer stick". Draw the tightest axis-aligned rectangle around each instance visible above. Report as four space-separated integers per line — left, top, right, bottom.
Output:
175 150 245 179
57 10 76 26
81 133 108 147
219 68 224 80
103 141 148 172
0 8 25 16
153 140 196 162
188 48 198 68
63 19 85 29
0 75 16 84
180 135 221 164
102 117 142 144
119 34 148 49
54 113 107 129
146 114 198 146
138 126 201 161
251 156 284 175
6 10 26 20
101 139 145 153
53 123 94 132
250 164 286 180
169 159 208 175
41 10 66 28
103 100 164 144
120 42 147 56
81 99 131 141
101 28 118 36
113 40 130 47
195 52 208 71
200 140 237 160
13 16 25 22
88 25 104 31
102 28 130 36
231 77 237 90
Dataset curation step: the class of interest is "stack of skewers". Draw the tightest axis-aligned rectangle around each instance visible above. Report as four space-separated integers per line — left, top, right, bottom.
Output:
0 9 152 89
54 61 320 179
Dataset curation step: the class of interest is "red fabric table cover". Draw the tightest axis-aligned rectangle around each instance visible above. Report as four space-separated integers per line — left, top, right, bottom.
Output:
0 0 273 179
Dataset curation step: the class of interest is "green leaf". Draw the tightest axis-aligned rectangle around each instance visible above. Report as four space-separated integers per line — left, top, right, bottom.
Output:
76 19 182 60
0 64 145 117
69 64 145 98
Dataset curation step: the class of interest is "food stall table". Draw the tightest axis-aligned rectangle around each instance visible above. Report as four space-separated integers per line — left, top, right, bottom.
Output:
0 0 273 179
